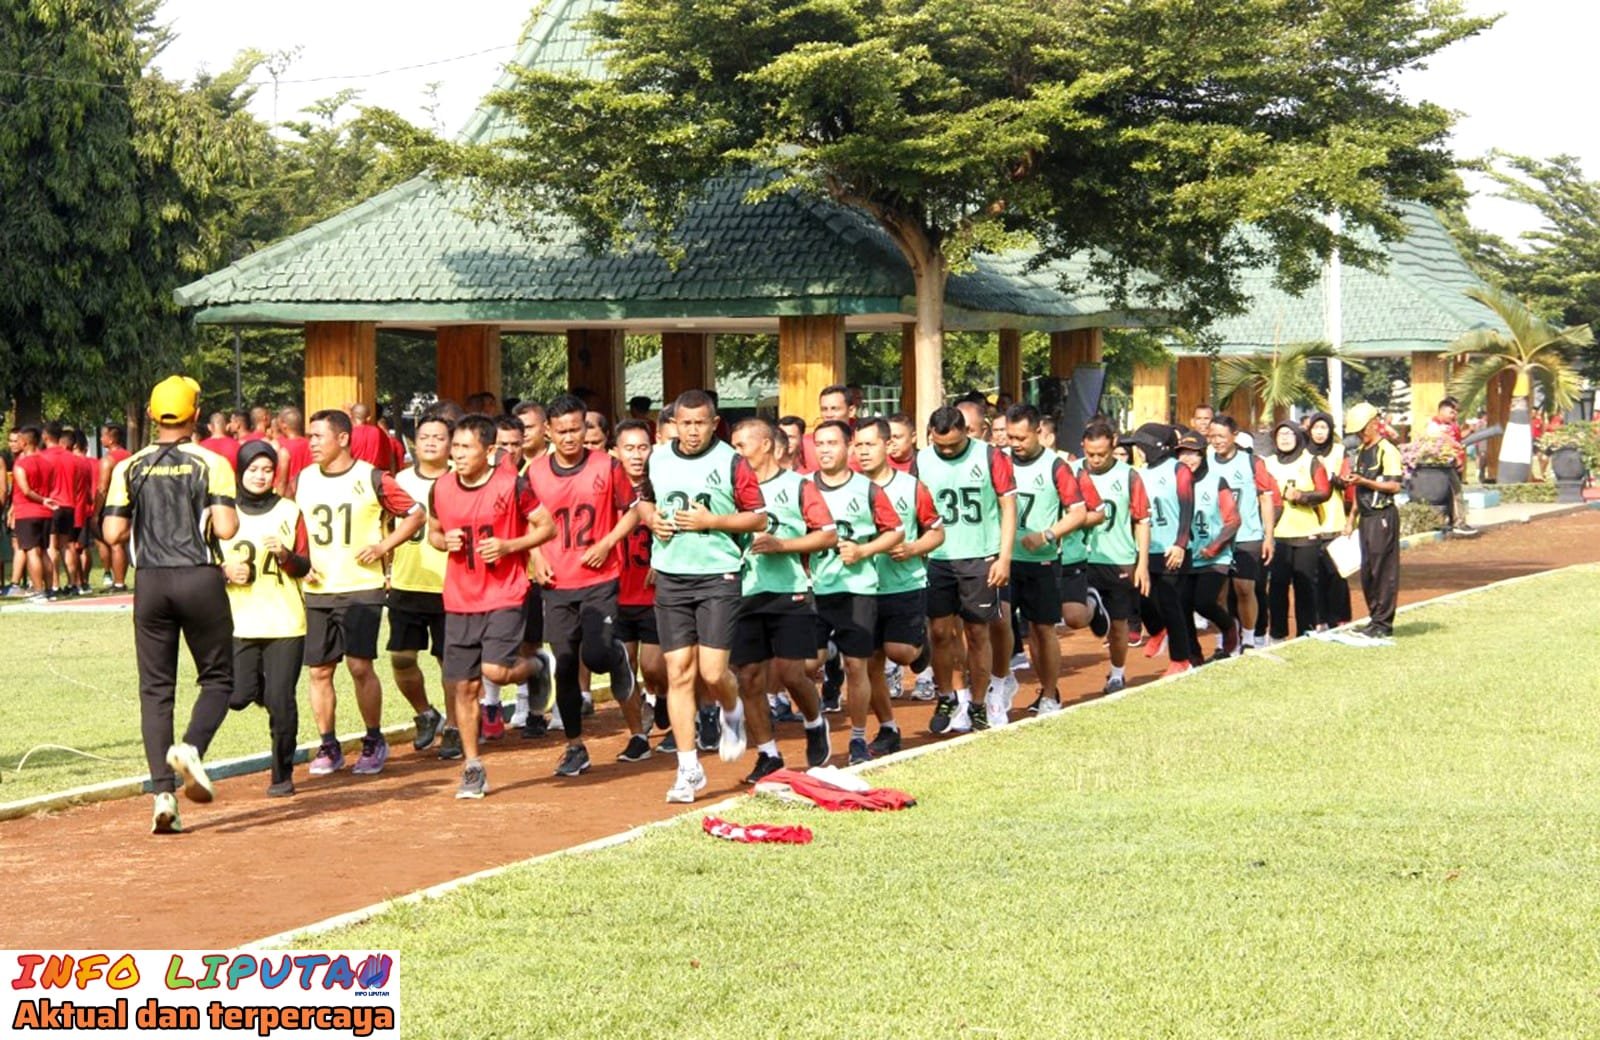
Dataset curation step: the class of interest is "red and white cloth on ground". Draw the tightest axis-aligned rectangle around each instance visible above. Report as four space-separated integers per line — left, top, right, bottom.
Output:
702 816 813 844
754 768 917 812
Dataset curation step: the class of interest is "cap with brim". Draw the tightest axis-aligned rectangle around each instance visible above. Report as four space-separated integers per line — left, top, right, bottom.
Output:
149 376 201 424
1174 429 1205 453
1345 402 1379 433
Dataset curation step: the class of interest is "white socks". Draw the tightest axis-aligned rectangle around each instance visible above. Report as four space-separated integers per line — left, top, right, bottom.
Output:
480 678 502 707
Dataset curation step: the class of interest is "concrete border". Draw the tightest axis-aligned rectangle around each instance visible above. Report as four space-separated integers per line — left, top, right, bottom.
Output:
238 560 1592 950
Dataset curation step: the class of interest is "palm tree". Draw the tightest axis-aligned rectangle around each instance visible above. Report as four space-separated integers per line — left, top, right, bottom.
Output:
1213 341 1363 427
1447 286 1593 482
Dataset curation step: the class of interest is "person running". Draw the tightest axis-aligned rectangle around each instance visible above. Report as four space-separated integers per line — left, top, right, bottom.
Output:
954 399 1022 720
509 400 556 735
96 424 133 590
1343 402 1404 638
522 395 647 777
856 418 942 753
481 415 535 736
1306 412 1352 628
729 417 837 782
388 413 452 758
810 420 903 764
220 440 311 797
919 405 1017 735
428 415 558 798
298 409 426 778
1004 404 1091 714
10 427 59 601
1205 414 1276 654
613 419 667 762
639 389 763 803
1175 429 1241 664
101 376 238 833
1080 420 1151 694
1128 423 1197 676
1261 421 1330 642
274 407 313 497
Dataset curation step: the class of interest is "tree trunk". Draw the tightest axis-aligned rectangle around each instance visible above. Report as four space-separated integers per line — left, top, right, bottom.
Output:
908 243 948 433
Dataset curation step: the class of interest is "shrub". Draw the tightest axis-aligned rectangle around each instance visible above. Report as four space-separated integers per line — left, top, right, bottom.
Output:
1400 434 1460 472
1494 482 1558 504
1398 501 1445 537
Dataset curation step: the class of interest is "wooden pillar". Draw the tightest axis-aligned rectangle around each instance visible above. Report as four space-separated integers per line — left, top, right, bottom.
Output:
435 325 502 407
899 323 917 420
1050 328 1103 378
1410 352 1448 429
1175 357 1212 425
998 328 1023 403
1223 384 1264 433
660 332 714 405
1483 367 1514 482
779 315 845 425
304 321 376 418
1131 362 1170 427
566 328 625 421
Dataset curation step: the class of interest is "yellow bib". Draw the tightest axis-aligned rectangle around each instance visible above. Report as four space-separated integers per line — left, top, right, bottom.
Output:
390 465 447 594
1262 452 1323 540
1316 443 1348 534
296 463 388 594
220 499 306 639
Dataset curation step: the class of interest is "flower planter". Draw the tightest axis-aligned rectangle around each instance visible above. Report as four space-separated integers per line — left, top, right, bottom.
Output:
1550 445 1587 503
1407 464 1454 507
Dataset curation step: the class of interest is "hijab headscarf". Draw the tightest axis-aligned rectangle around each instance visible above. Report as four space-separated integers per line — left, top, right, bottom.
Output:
1305 411 1336 457
1122 422 1178 467
1271 421 1308 465
236 439 280 514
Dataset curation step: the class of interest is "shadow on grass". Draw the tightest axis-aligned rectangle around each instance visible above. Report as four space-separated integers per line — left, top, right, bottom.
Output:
1394 620 1445 638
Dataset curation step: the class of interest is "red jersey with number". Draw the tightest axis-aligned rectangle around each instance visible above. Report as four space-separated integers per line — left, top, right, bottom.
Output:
618 496 654 607
430 464 542 614
522 449 637 591
13 453 53 520
72 454 97 524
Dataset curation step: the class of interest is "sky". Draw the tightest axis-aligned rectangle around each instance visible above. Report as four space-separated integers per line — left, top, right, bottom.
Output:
148 0 1598 243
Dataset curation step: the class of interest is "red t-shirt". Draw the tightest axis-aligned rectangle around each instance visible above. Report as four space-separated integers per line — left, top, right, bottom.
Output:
349 425 393 471
523 450 637 590
12 453 53 520
887 454 915 473
278 437 312 494
618 502 654 607
240 431 267 443
43 446 75 503
430 464 541 614
199 436 240 473
72 454 97 524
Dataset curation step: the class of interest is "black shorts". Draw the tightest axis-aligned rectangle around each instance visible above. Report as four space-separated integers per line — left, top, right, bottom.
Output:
1087 562 1138 621
1058 561 1088 606
616 602 659 646
387 589 445 657
522 582 545 647
304 599 383 665
1231 541 1264 582
51 508 75 538
732 591 818 666
927 557 1001 623
543 580 619 656
653 572 741 653
77 516 96 549
443 608 526 683
874 589 927 649
1011 559 1063 626
815 592 878 659
15 517 51 551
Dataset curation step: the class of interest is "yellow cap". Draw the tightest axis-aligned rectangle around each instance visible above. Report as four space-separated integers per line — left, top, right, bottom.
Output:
148 376 201 424
1345 401 1379 434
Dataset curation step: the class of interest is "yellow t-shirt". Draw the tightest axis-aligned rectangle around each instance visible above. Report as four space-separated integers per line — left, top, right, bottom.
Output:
295 462 398 595
220 498 306 639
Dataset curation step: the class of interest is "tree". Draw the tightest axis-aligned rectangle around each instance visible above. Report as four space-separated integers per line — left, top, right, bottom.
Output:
408 0 1485 426
1447 286 1592 480
1213 342 1359 425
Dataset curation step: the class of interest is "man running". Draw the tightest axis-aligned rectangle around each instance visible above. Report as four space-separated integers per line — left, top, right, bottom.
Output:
298 409 426 777
918 405 1017 735
388 413 452 757
613 419 667 761
1080 420 1151 694
639 389 763 803
429 415 557 798
1206 415 1275 653
523 395 647 777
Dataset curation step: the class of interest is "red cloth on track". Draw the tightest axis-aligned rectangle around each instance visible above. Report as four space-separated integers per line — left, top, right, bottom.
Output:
702 816 813 844
759 769 917 811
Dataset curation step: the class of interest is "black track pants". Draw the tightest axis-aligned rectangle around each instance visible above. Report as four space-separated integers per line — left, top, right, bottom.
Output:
134 567 235 794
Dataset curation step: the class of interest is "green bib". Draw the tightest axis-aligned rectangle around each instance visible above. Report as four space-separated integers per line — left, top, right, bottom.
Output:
649 440 744 576
742 468 812 595
918 440 1001 561
1085 460 1138 566
810 472 881 596
1010 449 1068 564
874 470 929 594
1057 455 1089 566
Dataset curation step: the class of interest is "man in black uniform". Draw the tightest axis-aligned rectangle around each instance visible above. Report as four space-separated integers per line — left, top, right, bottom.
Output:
103 376 240 835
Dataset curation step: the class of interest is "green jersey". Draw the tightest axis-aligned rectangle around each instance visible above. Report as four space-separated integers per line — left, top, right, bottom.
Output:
809 471 902 596
742 468 834 595
1084 460 1145 566
917 440 1016 561
873 470 940 594
1009 447 1085 564
648 440 761 576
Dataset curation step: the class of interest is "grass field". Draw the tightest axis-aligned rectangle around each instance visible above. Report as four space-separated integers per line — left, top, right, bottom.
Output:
0 603 443 801
298 566 1600 1039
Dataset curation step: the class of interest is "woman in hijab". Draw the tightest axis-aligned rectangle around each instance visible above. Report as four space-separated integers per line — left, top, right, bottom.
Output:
1259 421 1331 642
1126 424 1197 675
1305 412 1352 628
1176 429 1241 664
219 440 312 796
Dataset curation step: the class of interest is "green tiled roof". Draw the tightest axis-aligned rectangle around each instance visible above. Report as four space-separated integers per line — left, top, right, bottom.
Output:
1176 202 1504 357
621 353 773 409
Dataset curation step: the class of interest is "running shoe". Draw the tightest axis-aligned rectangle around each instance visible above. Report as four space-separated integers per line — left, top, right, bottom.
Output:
520 714 549 740
1026 694 1044 714
965 702 988 732
884 661 904 698
581 690 596 716
1085 586 1110 638
412 707 443 751
1102 674 1125 695
1162 661 1193 678
1223 620 1241 658
308 741 344 776
610 643 635 704
1143 630 1168 660
480 704 506 741
929 695 960 734
653 694 671 732
654 732 678 755
718 705 747 763
456 762 488 800
911 673 937 701
984 688 1010 729
1450 524 1480 538
1036 697 1063 716
848 737 871 765
351 736 389 775
111 583 128 593
438 727 464 760
770 693 803 724
266 780 296 798
743 751 784 784
617 735 653 762
529 648 556 713
666 763 708 804
555 744 591 777
867 727 902 758
1126 630 1145 649
165 742 214 804
804 722 833 768
1009 652 1029 672
151 792 181 834
696 705 720 751
821 689 843 714
1002 672 1019 706
101 573 114 588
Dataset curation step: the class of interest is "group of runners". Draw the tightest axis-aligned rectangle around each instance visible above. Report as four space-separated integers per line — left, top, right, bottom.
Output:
94 375 1406 832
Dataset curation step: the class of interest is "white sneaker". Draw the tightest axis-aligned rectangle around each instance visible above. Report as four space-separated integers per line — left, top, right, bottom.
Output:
1003 672 1019 706
948 700 973 734
666 764 708 803
911 674 937 701
984 687 1010 728
1009 652 1029 672
884 662 904 697
1036 697 1063 716
151 792 181 834
165 743 214 804
718 706 747 763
